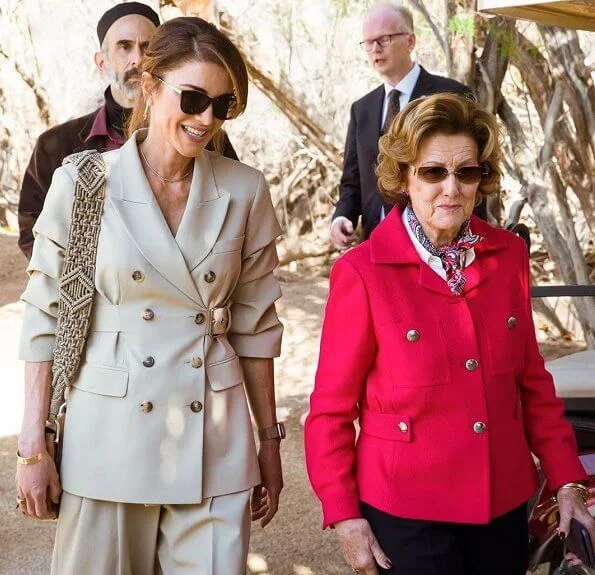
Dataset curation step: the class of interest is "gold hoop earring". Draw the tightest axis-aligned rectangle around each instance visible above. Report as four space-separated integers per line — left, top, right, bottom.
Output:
143 102 150 121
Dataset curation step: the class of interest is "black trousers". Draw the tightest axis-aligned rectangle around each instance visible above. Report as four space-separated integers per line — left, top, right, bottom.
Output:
361 502 528 575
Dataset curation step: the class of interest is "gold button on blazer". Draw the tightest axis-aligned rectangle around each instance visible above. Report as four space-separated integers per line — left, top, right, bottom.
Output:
19 131 283 505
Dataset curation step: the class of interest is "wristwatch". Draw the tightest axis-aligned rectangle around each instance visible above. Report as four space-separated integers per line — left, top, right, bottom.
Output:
258 422 286 441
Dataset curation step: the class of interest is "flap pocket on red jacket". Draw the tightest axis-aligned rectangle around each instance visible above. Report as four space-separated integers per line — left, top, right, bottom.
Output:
359 408 412 442
206 355 244 391
376 319 452 387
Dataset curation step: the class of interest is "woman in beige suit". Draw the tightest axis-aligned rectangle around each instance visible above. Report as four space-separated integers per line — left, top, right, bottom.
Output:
16 17 284 574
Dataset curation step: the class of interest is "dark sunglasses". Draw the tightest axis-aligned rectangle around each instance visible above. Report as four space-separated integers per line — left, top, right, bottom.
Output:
412 165 488 184
153 75 237 120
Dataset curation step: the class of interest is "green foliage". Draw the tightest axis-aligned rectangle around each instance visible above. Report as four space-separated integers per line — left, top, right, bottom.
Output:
526 42 541 60
486 22 518 59
448 14 475 38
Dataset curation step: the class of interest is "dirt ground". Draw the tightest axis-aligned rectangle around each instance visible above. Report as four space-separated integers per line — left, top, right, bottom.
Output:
0 230 580 574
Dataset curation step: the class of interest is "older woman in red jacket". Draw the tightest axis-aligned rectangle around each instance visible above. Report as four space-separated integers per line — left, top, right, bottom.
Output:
305 93 594 575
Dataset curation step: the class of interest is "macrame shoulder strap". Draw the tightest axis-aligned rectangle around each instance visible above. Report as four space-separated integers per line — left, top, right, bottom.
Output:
48 150 106 422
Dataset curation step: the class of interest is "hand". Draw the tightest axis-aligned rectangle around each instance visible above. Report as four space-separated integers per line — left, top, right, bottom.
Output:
15 449 61 520
334 518 392 574
331 217 356 250
251 440 283 527
557 487 595 567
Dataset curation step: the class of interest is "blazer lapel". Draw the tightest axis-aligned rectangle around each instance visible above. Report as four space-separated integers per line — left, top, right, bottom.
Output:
77 109 99 144
109 133 203 305
175 151 230 271
461 258 491 295
463 216 508 295
371 209 451 296
370 208 505 298
362 85 385 154
370 207 419 265
410 67 434 101
361 85 388 222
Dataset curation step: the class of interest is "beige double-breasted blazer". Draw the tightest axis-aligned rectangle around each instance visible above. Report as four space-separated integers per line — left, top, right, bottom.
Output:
19 130 283 504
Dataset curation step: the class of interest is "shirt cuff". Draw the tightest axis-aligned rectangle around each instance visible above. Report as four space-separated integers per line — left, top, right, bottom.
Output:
331 216 352 230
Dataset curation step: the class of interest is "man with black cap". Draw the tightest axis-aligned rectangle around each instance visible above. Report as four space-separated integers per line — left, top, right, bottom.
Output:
18 2 238 259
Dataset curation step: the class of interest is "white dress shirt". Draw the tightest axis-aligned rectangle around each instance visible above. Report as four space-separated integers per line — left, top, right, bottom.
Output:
402 207 476 280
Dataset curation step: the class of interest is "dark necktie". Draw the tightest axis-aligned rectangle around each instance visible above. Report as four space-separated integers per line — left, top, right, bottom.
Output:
382 89 401 134
380 89 401 218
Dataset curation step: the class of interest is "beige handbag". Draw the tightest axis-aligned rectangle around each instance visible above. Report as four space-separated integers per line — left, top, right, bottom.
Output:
40 150 106 519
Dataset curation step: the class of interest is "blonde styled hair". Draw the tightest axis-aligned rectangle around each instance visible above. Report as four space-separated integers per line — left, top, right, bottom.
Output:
126 17 248 152
377 93 503 208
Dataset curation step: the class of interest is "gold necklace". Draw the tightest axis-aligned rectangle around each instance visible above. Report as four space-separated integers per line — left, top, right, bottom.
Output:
139 146 193 183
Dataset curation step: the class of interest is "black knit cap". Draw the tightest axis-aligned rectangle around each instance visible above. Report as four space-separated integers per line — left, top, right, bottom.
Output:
97 2 160 45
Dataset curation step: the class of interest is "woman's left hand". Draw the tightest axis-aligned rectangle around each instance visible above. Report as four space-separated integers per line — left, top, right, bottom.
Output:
251 440 283 527
557 487 595 567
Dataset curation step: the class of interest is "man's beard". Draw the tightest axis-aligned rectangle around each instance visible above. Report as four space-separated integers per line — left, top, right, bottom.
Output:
104 59 140 102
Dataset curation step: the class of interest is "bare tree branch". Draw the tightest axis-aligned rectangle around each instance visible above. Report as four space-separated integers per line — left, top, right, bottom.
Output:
407 0 450 67
539 82 564 169
512 32 595 229
539 25 595 161
160 0 342 169
500 44 595 344
0 48 51 125
477 59 495 113
240 57 342 168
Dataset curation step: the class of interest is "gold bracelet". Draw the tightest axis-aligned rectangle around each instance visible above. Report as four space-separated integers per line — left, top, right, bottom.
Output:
554 482 589 504
16 451 43 465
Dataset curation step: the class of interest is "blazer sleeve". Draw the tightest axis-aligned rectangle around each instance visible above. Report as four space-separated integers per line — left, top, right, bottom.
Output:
19 165 75 362
516 242 586 490
228 173 283 358
333 104 362 229
304 257 377 528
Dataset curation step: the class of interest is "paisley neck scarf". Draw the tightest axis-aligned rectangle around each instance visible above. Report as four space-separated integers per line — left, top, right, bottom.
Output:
405 205 483 295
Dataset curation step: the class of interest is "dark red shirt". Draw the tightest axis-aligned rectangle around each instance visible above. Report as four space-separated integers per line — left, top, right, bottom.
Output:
84 105 125 151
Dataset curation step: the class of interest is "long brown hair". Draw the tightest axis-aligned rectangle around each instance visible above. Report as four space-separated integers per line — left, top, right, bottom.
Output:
126 17 248 152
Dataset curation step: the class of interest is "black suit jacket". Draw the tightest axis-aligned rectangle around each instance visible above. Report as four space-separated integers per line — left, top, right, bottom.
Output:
334 66 479 239
18 108 238 259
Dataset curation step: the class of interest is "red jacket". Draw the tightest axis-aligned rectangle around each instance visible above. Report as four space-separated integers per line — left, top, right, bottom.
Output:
305 207 586 529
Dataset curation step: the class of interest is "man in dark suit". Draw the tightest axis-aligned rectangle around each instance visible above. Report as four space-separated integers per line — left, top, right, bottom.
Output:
18 2 237 259
331 3 476 249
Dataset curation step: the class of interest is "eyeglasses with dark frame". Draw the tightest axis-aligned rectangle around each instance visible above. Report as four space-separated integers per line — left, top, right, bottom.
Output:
359 32 410 52
412 165 489 185
153 75 237 120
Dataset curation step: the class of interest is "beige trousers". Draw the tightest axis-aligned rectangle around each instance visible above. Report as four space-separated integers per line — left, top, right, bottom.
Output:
51 490 251 575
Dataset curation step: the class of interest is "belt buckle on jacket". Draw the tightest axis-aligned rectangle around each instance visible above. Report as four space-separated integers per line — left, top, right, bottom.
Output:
208 305 231 337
